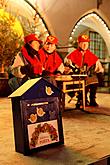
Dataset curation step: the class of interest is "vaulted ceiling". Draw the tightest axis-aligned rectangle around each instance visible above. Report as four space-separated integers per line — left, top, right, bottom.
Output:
1 0 110 56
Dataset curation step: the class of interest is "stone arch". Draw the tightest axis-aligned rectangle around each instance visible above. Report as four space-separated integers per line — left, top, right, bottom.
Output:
69 9 110 59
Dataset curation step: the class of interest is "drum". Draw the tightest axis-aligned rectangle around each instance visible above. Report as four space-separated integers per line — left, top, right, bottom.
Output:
55 74 87 81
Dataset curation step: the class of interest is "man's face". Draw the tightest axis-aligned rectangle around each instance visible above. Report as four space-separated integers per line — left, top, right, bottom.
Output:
30 40 40 51
78 41 89 51
43 42 56 53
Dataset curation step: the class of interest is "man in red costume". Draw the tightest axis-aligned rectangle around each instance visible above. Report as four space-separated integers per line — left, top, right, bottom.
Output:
39 35 64 85
39 35 64 76
8 34 43 91
65 34 104 107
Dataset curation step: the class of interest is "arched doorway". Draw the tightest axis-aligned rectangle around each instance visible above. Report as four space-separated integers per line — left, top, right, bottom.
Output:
68 11 110 61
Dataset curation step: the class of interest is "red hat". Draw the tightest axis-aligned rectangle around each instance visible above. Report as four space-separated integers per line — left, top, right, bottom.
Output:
24 34 42 44
78 34 90 42
46 35 58 44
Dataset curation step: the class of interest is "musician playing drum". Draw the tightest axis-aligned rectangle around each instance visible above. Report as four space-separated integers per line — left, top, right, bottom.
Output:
64 34 104 107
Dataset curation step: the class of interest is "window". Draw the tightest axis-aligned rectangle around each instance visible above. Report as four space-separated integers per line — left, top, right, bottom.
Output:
89 31 106 59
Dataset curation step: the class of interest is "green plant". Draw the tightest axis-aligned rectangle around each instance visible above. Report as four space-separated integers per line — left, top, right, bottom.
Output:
0 0 49 74
0 10 23 73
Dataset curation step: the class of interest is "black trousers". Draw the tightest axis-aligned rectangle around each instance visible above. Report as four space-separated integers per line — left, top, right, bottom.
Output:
85 83 98 102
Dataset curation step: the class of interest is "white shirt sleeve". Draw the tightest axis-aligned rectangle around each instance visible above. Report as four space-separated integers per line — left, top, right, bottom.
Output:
95 59 104 73
10 53 26 78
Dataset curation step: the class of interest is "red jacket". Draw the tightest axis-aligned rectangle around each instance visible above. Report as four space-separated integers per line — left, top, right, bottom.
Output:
21 46 43 75
39 48 63 74
67 49 98 68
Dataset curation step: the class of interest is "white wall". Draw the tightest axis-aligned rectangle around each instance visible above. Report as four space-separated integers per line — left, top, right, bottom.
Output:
37 0 96 45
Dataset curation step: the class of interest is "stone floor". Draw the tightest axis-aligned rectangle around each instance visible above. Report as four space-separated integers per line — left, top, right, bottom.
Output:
0 92 110 165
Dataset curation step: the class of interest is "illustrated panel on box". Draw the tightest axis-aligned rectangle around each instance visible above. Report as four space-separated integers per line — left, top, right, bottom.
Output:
20 97 60 149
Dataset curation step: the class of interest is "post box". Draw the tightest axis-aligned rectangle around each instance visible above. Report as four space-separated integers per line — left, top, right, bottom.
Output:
9 78 64 155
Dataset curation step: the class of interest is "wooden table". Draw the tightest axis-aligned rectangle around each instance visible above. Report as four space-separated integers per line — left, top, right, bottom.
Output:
55 75 87 111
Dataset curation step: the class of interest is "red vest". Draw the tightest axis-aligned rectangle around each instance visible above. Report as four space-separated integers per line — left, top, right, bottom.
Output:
67 49 98 68
39 49 63 74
